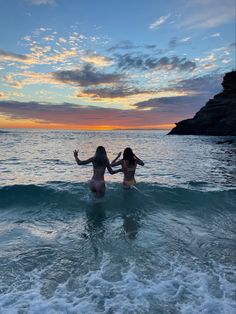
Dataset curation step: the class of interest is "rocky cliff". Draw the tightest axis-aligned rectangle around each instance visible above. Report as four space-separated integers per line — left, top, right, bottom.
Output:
168 71 236 135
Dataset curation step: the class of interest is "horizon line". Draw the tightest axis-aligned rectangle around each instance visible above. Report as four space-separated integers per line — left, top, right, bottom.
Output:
0 126 172 131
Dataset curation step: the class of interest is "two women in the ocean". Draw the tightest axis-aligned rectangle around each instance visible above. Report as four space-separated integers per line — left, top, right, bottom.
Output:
73 146 144 197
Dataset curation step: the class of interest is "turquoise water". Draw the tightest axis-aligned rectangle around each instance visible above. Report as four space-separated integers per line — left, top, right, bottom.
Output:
0 130 235 313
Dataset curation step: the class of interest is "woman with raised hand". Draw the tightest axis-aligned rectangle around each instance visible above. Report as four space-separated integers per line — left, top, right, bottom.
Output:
74 146 122 197
111 147 144 188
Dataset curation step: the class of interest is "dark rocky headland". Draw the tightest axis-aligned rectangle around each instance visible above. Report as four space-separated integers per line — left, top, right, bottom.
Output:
168 71 236 135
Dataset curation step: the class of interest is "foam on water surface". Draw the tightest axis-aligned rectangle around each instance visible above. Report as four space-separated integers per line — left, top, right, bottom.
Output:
0 253 235 314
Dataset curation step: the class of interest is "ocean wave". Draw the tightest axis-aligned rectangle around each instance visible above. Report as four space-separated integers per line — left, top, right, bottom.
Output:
0 182 235 212
0 253 235 314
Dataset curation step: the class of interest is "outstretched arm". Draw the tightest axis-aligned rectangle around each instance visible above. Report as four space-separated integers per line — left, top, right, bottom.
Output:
110 152 122 167
106 159 123 175
134 153 144 166
73 150 93 165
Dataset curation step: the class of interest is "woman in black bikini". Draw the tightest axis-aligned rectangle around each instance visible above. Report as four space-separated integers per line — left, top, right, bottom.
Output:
74 146 122 197
111 147 144 188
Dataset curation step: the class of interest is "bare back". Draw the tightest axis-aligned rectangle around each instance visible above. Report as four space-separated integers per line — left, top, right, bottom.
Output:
91 162 107 181
122 159 137 181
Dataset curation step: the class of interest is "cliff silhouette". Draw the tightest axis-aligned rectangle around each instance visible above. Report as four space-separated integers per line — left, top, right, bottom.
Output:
168 71 236 135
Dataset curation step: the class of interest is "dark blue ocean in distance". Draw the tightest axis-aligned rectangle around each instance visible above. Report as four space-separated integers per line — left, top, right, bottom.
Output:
0 129 235 313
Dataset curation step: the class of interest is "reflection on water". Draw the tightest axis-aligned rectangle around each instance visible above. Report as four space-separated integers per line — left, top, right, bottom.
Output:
86 203 106 237
0 129 235 189
123 215 140 239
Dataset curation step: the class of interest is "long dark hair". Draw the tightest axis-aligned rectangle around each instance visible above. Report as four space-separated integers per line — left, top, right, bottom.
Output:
123 147 135 165
94 146 108 166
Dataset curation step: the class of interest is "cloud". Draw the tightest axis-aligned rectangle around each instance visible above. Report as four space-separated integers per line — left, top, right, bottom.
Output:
133 95 208 114
28 44 78 64
80 51 113 67
23 35 32 42
168 37 192 49
229 42 236 49
4 74 24 89
181 0 235 29
221 59 231 64
0 49 32 63
4 71 60 89
43 35 55 41
107 40 140 52
169 73 223 96
107 41 157 52
211 33 220 37
0 100 182 128
0 46 79 66
26 0 56 5
58 37 67 43
53 64 123 87
3 74 224 127
3 29 91 68
168 38 178 50
131 72 225 115
180 37 192 42
116 53 196 72
145 44 157 49
76 86 153 99
197 53 217 63
149 14 171 30
0 91 23 99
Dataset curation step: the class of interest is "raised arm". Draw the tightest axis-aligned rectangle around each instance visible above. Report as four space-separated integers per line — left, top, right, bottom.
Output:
106 159 123 175
134 153 144 166
110 152 122 167
73 150 93 165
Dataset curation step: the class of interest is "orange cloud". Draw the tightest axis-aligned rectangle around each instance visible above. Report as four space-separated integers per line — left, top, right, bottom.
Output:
4 71 61 88
80 54 113 67
0 100 185 131
0 49 37 65
0 114 174 130
0 47 78 66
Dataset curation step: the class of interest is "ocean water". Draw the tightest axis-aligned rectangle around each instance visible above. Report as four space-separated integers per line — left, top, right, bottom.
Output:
0 129 235 314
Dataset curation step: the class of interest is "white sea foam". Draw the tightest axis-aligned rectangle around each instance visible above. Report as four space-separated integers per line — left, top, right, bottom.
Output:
0 254 235 314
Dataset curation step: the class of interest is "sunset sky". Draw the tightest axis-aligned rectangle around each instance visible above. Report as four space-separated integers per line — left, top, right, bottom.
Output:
0 0 235 130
